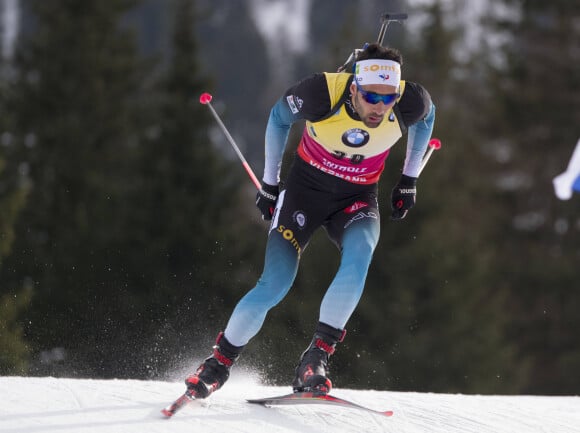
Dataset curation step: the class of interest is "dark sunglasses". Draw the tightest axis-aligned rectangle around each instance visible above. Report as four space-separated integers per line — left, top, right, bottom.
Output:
356 82 399 105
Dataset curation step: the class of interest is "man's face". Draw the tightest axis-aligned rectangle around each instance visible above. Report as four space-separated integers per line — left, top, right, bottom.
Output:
350 82 399 128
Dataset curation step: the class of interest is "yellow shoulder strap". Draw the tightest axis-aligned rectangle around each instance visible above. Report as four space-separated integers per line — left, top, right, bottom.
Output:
398 80 406 101
323 72 352 107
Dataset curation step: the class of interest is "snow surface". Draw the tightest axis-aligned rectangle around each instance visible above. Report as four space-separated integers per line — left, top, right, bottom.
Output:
1 375 579 433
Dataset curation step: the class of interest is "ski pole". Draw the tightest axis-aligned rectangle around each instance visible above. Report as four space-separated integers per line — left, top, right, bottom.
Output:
418 138 442 175
199 92 262 190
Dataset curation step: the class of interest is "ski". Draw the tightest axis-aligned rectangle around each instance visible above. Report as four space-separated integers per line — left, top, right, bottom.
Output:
161 391 196 418
247 392 394 417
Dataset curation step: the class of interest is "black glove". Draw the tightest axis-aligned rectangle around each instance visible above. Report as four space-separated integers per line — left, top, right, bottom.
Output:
390 175 417 220
256 182 279 221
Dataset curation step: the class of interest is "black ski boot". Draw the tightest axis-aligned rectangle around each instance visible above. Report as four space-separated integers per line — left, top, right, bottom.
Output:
185 332 243 398
292 322 346 394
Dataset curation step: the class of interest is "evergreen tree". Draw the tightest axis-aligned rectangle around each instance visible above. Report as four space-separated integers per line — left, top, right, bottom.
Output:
483 0 580 394
0 0 271 380
0 287 32 374
0 120 31 374
0 0 265 379
0 18 33 375
129 0 264 376
0 0 152 377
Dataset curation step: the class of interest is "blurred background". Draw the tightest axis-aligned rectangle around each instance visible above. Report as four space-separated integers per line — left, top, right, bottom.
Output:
0 0 579 395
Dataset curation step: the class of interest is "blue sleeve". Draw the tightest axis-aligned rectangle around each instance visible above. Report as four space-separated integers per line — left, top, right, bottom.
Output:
262 97 300 185
402 102 436 178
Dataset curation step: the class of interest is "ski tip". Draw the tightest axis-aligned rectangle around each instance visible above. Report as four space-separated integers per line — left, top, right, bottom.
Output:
161 408 174 418
161 391 196 418
383 410 394 417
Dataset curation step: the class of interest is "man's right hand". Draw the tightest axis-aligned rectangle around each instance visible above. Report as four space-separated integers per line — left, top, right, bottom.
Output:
256 183 279 220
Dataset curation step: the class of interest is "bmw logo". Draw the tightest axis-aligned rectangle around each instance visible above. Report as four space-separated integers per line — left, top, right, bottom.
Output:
341 128 370 148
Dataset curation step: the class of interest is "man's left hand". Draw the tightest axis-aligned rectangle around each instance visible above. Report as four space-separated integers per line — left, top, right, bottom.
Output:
391 175 417 220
